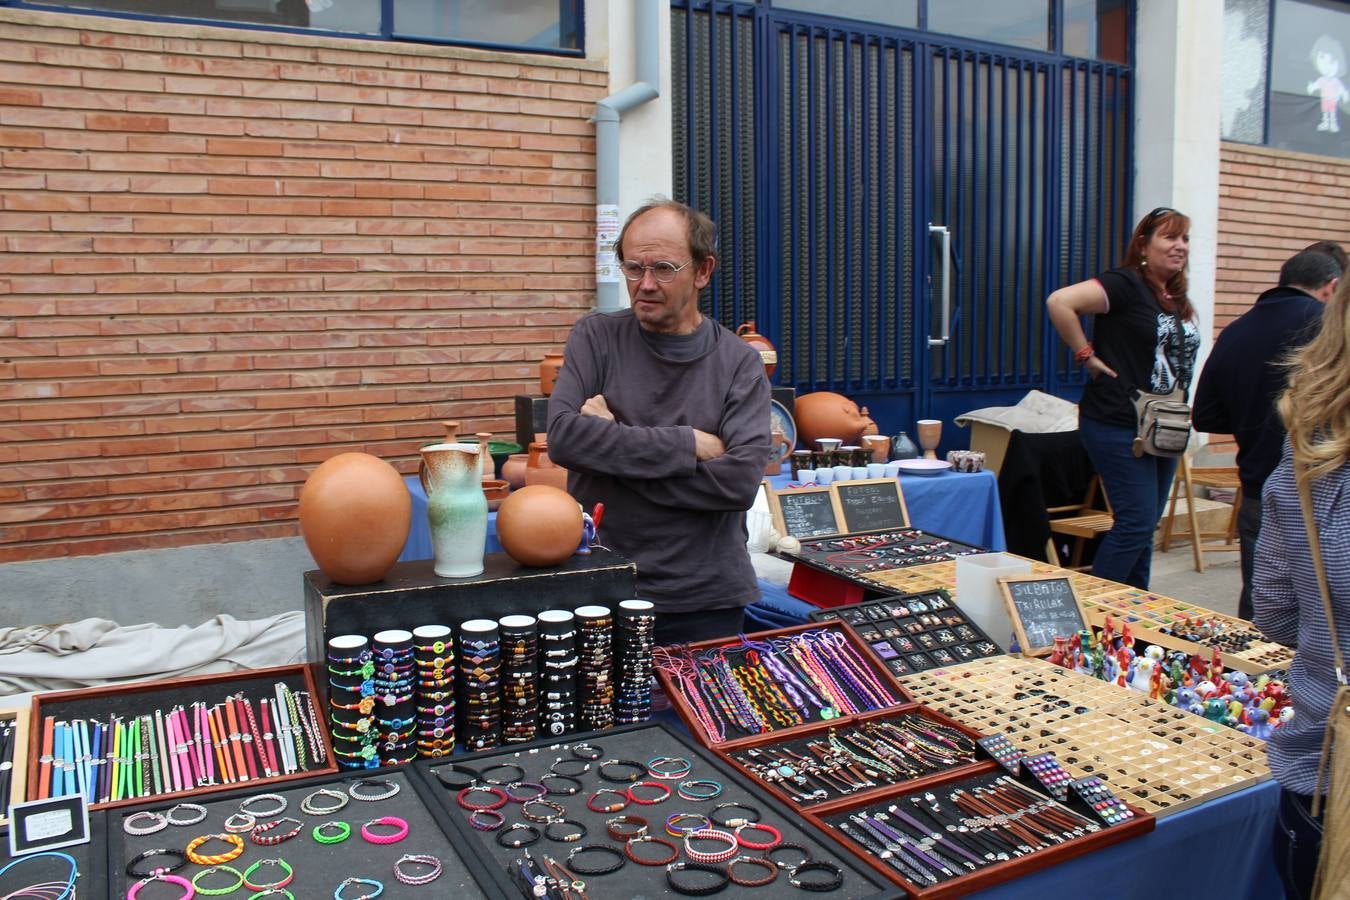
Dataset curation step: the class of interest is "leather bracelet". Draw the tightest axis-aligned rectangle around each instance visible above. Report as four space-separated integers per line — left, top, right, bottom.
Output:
478 762 525 785
544 818 588 843
361 816 409 845
734 821 782 850
710 801 760 828
597 758 645 783
521 799 566 823
566 843 626 876
495 823 540 848
503 781 547 803
677 779 723 801
627 780 671 805
683 827 738 864
251 817 303 846
550 757 591 778
542 773 582 796
624 834 678 866
1073 342 1096 365
666 861 730 896
728 854 778 887
127 847 188 877
606 815 648 841
647 755 693 780
185 832 245 865
242 858 294 891
767 841 812 869
788 860 844 892
333 876 382 899
571 742 603 760
394 853 442 886
665 812 710 838
586 789 629 813
469 809 505 831
313 821 352 844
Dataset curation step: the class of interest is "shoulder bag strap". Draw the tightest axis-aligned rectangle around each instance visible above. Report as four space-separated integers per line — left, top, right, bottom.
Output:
1297 470 1347 817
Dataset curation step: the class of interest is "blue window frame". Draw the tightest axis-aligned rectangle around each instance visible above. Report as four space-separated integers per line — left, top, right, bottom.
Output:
0 0 585 55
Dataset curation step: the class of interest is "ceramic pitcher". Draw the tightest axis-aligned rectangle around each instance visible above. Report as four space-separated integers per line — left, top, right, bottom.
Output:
419 442 488 578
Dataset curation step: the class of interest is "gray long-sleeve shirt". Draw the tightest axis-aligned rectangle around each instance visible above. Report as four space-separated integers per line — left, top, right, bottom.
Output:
1254 441 1350 796
546 309 771 614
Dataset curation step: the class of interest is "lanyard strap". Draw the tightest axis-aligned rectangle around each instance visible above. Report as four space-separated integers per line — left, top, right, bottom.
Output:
1296 470 1345 685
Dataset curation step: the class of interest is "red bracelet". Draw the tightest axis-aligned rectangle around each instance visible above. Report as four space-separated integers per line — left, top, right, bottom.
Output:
683 827 738 864
456 786 507 811
250 817 303 846
734 821 782 850
1073 343 1095 365
586 789 629 814
626 780 671 805
361 816 409 845
625 835 679 866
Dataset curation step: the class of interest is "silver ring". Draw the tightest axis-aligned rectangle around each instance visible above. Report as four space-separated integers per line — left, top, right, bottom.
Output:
300 788 349 815
223 813 256 833
239 793 288 817
123 811 168 835
166 802 208 826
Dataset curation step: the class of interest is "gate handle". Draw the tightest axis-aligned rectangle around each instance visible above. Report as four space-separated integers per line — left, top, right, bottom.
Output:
928 224 951 347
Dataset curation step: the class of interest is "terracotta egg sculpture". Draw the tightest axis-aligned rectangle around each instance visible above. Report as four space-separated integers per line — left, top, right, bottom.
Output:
794 391 878 448
298 451 411 585
496 484 584 567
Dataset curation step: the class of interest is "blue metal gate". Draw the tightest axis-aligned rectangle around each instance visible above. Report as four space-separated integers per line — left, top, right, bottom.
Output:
672 2 1133 445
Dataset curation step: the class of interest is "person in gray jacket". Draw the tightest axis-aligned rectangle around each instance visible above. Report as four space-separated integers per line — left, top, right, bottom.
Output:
1253 273 1350 900
547 199 771 645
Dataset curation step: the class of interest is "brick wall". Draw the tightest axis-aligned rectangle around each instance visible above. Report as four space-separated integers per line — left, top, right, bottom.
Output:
0 10 605 563
1217 141 1350 331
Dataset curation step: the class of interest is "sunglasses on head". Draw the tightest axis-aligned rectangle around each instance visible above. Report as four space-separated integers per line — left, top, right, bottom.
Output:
1147 206 1176 220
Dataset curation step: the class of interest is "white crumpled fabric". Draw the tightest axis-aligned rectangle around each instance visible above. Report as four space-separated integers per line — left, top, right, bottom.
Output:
0 613 305 696
953 389 1079 434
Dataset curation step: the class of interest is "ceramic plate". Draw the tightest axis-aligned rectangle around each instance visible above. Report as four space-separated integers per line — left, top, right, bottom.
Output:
895 458 952 477
769 399 797 464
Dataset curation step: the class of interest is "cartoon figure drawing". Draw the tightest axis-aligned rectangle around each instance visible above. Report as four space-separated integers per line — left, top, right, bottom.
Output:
1307 35 1350 133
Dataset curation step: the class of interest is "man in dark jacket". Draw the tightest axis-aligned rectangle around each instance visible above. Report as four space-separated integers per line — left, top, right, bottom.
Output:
547 199 771 645
1193 244 1341 619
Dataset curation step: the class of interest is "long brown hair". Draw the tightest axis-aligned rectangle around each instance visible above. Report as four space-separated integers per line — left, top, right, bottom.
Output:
1280 273 1350 485
1122 207 1193 319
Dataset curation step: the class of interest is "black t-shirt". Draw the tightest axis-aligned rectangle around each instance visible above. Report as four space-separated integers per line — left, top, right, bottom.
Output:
1079 266 1201 428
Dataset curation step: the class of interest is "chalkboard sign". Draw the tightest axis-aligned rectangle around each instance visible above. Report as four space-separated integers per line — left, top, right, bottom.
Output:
833 478 910 534
767 484 843 538
998 574 1089 657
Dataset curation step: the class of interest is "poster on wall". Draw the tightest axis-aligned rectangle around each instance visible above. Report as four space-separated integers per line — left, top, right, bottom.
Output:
1269 0 1350 159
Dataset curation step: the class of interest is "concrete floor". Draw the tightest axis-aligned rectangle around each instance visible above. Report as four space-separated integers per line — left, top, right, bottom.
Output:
1149 541 1243 616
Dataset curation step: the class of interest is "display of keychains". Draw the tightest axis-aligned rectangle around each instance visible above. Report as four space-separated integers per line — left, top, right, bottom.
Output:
327 634 377 770
498 614 539 744
614 598 656 724
371 629 417 766
575 605 615 732
459 619 501 751
412 624 455 758
538 609 579 738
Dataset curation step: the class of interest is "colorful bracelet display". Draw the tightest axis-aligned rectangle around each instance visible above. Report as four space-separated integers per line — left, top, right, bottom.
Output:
34 681 325 804
786 528 985 579
655 627 903 742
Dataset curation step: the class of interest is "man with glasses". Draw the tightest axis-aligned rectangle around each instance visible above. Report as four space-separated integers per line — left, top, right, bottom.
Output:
547 199 771 645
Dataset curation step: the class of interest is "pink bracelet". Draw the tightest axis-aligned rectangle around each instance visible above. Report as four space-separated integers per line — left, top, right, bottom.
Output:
128 872 195 899
361 815 409 844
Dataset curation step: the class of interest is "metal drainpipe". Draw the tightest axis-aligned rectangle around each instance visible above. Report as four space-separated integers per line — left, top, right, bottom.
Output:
593 0 661 312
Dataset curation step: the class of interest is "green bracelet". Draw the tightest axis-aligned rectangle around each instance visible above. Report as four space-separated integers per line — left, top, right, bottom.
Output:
192 865 245 896
252 891 296 899
313 820 352 844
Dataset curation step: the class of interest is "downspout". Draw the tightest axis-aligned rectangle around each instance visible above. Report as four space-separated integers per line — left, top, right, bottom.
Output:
593 0 661 311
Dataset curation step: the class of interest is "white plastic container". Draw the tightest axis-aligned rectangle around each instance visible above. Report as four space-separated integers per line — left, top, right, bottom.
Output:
954 552 1032 651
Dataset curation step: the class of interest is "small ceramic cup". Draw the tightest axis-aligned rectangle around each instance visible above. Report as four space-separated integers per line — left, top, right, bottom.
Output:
832 465 853 481
815 437 843 454
851 466 869 480
797 468 818 484
866 462 886 478
884 461 902 478
815 468 835 484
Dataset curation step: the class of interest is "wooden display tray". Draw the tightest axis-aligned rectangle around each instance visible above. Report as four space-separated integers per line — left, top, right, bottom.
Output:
26 664 335 811
900 656 1271 816
0 703 32 825
1081 586 1294 675
655 620 912 749
716 702 986 815
804 760 1154 898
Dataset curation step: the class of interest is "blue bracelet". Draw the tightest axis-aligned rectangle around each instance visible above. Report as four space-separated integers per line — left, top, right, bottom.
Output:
334 876 384 899
0 851 79 900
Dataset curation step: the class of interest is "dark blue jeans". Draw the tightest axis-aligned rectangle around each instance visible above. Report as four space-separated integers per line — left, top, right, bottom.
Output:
1077 417 1178 589
1238 493 1262 622
1274 789 1323 900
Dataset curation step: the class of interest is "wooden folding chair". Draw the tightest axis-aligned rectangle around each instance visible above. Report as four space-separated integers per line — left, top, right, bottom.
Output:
1158 457 1241 573
1045 475 1113 571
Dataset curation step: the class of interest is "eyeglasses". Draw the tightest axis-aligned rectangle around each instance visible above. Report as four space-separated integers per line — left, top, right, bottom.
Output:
619 259 692 283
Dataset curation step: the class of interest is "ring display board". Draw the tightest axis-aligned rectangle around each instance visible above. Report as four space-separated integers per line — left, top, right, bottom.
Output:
413 721 894 899
809 590 1004 676
901 656 1271 817
110 767 493 899
998 574 1089 658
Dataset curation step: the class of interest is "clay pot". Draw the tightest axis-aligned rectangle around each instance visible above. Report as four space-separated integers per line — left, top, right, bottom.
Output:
482 478 510 511
540 351 565 397
475 432 495 482
525 440 569 492
298 452 411 585
496 484 584 567
736 322 777 380
440 420 460 442
794 391 878 448
862 434 890 464
501 453 530 490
